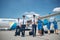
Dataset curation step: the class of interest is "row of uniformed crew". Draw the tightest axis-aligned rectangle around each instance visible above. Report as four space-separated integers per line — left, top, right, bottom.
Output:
15 15 58 37
15 15 37 37
38 17 58 35
15 15 27 37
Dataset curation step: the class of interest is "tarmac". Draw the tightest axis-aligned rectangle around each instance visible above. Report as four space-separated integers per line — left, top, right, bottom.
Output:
0 30 60 40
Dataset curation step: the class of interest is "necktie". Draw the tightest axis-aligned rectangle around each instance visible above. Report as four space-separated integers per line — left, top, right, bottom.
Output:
23 19 24 24
34 18 35 24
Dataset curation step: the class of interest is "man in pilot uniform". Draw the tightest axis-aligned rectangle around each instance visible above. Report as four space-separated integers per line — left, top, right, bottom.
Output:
21 15 27 37
32 15 37 37
15 18 21 36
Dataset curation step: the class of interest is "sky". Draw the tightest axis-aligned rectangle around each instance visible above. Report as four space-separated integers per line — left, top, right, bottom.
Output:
0 0 60 19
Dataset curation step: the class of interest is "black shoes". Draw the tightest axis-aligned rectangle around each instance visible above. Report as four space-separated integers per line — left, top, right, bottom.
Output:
15 35 20 36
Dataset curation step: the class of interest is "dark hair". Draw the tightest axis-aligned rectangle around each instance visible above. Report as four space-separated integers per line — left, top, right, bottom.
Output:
23 15 25 17
33 15 35 17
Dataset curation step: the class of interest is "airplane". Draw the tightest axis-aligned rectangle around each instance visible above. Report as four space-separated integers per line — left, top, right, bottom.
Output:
0 7 60 31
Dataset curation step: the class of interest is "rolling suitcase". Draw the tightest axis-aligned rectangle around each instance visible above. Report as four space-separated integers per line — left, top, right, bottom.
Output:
29 31 33 35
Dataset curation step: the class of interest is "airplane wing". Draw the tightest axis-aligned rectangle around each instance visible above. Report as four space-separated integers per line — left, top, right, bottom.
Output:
40 13 60 19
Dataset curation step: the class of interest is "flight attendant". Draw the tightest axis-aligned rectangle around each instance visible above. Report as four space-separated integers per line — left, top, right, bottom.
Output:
21 15 27 37
15 18 21 36
37 17 43 36
48 17 58 34
43 19 50 34
53 19 58 34
32 15 37 37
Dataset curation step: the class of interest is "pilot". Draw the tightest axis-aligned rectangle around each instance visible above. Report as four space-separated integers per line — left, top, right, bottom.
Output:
48 17 58 34
32 15 37 37
15 18 21 36
21 15 27 37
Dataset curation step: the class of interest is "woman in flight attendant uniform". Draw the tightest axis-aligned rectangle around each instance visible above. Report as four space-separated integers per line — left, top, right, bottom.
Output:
48 17 58 34
37 17 43 36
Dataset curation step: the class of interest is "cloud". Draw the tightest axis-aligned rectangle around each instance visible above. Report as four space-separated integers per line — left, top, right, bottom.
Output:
53 7 60 13
24 11 40 18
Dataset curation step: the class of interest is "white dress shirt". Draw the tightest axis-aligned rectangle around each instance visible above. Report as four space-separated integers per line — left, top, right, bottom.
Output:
32 18 37 24
16 20 21 26
21 19 27 25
